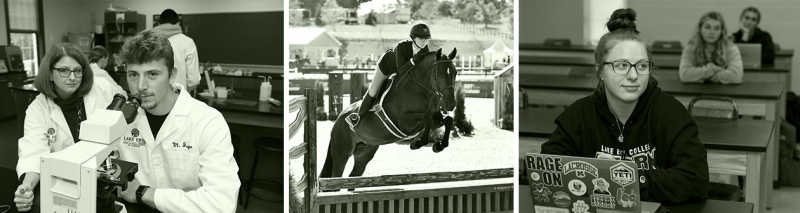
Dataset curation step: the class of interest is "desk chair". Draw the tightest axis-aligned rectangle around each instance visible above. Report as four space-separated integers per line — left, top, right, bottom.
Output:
689 97 745 201
242 137 282 209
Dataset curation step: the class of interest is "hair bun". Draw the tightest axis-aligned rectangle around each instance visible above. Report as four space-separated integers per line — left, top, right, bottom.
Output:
606 8 638 33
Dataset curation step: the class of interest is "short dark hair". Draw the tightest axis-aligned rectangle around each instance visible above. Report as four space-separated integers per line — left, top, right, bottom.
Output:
87 45 108 63
120 30 174 76
159 9 180 25
740 6 761 24
34 44 94 99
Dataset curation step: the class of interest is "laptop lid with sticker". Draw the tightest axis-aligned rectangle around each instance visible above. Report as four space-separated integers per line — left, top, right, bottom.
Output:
526 153 640 213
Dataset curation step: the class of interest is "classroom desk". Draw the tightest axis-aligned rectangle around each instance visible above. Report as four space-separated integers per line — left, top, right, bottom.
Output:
519 107 777 213
520 42 794 68
519 185 755 213
520 74 784 120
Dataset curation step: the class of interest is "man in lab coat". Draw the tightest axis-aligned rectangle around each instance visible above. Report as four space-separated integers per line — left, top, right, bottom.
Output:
152 9 201 93
115 30 240 212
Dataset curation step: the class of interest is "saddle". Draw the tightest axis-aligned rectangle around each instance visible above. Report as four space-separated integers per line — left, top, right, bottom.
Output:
344 75 422 143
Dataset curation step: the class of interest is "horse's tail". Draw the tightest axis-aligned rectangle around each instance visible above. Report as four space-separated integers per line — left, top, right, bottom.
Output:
454 84 474 136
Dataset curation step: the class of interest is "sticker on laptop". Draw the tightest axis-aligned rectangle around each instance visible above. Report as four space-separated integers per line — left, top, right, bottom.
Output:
590 178 615 208
568 179 587 196
610 162 635 187
563 161 599 179
526 155 565 186
530 171 541 181
532 183 553 203
534 206 569 213
617 187 638 208
553 191 572 208
572 200 590 213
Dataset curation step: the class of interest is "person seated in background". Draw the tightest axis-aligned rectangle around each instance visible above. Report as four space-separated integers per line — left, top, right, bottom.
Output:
13 44 120 212
88 45 125 93
732 6 775 66
542 8 709 204
679 11 743 84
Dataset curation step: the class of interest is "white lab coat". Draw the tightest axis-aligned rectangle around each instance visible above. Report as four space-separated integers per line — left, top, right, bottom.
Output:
116 86 240 213
16 78 122 178
90 63 125 93
168 34 201 89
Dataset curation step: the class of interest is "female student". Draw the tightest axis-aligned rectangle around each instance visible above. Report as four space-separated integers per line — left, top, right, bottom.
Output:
679 11 743 84
541 8 710 204
13 44 121 212
732 6 776 66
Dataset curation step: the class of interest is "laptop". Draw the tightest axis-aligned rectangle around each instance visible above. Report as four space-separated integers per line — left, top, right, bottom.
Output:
526 153 654 213
736 44 762 69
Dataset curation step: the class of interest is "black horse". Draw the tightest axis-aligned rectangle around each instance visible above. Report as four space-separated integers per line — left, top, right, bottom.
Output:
320 48 459 182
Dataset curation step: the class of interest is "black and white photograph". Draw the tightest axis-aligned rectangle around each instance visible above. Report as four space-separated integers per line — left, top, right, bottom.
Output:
287 0 515 212
520 1 800 213
0 0 282 212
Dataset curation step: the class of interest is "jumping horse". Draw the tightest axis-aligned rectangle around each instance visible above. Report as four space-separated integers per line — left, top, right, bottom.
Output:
320 48 459 182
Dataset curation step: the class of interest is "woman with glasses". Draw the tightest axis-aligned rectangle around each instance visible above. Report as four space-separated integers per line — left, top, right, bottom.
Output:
13 44 122 212
732 6 775 66
540 9 709 204
679 11 743 84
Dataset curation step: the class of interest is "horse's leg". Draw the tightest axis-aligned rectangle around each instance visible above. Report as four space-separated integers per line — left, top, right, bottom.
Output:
320 120 355 180
433 116 454 153
348 142 380 178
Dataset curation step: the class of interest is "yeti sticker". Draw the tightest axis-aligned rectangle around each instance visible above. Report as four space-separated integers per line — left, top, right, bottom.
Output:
610 162 635 187
563 161 599 179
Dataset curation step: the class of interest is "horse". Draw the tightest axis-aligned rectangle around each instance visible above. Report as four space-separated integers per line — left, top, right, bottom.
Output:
319 48 459 183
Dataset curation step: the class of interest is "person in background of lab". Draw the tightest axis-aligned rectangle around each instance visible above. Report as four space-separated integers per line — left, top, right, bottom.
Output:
152 8 201 93
13 44 121 212
679 11 743 84
347 22 431 129
115 30 239 212
732 6 776 65
541 8 709 204
87 45 125 93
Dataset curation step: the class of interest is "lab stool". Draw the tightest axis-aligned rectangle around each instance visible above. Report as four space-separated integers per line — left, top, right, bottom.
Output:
242 137 283 209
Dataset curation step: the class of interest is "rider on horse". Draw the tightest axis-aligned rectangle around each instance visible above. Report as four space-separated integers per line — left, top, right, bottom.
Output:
346 23 432 130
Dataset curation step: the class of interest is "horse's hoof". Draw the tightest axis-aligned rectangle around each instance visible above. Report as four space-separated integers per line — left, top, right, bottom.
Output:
432 143 446 153
410 142 424 150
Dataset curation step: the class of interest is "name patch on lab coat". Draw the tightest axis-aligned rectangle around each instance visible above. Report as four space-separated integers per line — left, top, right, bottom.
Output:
123 128 146 148
171 141 193 151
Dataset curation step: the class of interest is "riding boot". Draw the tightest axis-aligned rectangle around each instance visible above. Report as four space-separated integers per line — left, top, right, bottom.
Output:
347 94 376 126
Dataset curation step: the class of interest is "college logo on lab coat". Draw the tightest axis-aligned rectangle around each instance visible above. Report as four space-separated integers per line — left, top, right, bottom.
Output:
123 128 146 148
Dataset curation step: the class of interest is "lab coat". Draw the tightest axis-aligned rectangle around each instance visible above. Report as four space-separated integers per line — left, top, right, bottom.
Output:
116 86 240 213
90 63 125 93
16 78 122 178
168 33 201 89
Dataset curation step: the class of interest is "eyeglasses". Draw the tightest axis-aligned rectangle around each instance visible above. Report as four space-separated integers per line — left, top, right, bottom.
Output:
602 60 652 75
53 67 83 78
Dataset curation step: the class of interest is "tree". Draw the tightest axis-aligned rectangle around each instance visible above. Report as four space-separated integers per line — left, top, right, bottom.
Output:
319 0 342 26
336 0 371 9
437 1 454 17
299 0 324 20
413 0 439 20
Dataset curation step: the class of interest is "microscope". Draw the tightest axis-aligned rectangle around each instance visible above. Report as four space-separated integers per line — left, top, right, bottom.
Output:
39 95 141 213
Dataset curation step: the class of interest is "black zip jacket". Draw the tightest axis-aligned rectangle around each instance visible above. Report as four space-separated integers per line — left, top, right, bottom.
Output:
541 80 709 204
732 27 776 65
